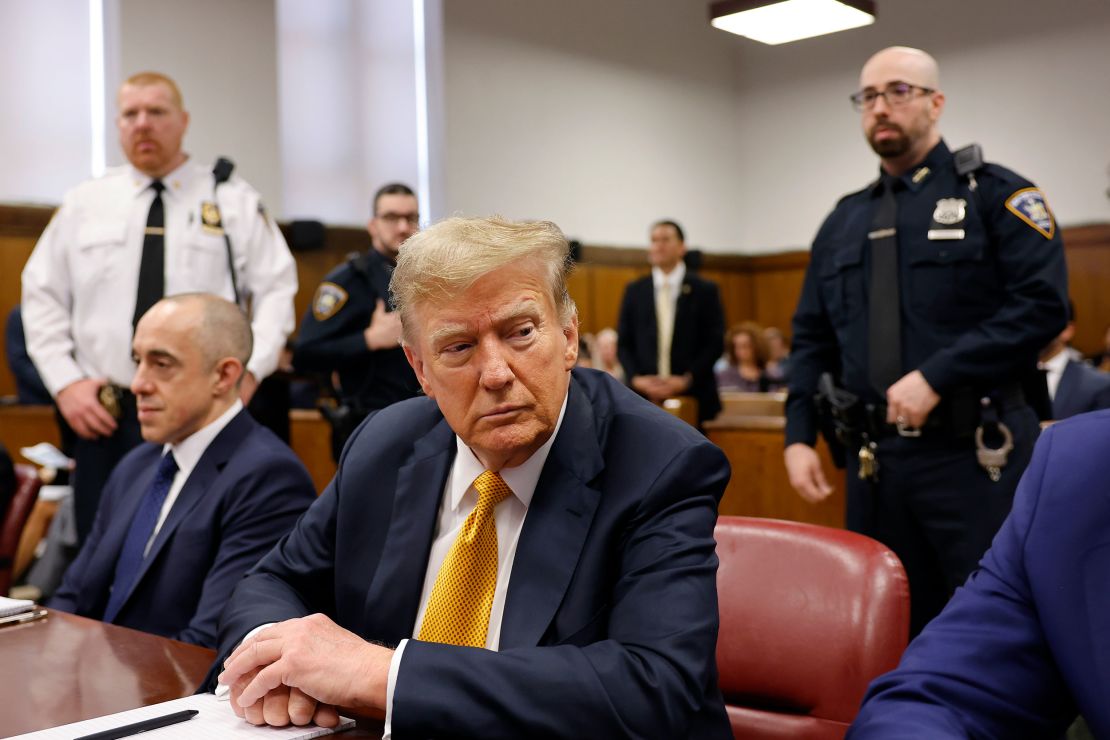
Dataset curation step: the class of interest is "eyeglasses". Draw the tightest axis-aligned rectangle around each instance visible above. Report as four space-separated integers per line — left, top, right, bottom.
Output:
850 82 934 111
377 212 420 226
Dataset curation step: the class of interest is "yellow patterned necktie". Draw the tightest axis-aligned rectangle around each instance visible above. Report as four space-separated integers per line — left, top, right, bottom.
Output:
418 470 513 647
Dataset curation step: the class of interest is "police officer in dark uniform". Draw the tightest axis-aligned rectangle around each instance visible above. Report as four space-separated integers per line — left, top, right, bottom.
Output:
293 183 423 459
784 47 1068 635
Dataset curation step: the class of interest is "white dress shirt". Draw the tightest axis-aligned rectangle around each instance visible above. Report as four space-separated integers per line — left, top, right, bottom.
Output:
382 394 569 739
21 159 297 394
1040 349 1069 401
145 400 243 555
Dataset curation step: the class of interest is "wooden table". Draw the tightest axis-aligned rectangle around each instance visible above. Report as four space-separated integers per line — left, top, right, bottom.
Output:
0 610 215 736
0 610 383 737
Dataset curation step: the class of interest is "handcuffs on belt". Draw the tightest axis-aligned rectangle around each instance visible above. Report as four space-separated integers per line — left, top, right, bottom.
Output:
857 397 1013 484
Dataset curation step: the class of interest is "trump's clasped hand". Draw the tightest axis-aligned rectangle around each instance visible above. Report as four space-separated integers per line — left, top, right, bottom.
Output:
218 613 393 727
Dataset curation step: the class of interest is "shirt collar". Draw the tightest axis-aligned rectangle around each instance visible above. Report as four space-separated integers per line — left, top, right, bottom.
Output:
162 400 243 480
1039 348 1070 376
449 390 570 512
652 261 686 292
870 138 951 196
128 156 194 198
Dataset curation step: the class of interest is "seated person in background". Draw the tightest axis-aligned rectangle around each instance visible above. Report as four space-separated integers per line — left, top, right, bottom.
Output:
592 326 625 383
1039 303 1110 419
762 326 791 390
49 294 315 648
849 409 1110 738
1090 324 1110 372
215 216 733 738
5 306 52 405
715 322 770 393
0 443 15 526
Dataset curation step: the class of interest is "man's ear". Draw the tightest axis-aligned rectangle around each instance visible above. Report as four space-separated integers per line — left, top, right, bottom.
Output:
213 357 243 395
563 314 580 369
403 343 435 398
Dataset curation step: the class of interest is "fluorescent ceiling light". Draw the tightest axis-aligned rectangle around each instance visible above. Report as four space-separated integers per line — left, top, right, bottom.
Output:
710 0 876 45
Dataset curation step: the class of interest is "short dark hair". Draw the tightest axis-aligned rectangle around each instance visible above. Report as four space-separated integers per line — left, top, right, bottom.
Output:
652 219 685 243
372 183 416 216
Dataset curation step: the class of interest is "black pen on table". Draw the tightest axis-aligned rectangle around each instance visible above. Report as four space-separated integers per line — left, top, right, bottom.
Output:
73 709 198 740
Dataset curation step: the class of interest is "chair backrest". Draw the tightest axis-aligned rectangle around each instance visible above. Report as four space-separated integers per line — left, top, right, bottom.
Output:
715 516 909 740
0 465 42 595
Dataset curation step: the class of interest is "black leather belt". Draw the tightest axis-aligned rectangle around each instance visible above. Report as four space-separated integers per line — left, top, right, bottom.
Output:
866 381 1025 441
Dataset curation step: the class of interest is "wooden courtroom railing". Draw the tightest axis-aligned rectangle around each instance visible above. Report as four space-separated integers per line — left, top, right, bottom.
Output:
705 408 846 529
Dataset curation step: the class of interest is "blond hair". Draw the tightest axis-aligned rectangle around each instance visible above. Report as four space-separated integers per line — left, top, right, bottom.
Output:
120 71 184 109
390 216 576 344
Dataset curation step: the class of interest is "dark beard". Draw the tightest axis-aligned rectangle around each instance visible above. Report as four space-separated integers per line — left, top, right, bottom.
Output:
868 125 909 158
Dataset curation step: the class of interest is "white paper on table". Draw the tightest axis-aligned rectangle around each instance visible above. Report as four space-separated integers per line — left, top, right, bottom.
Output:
5 693 355 739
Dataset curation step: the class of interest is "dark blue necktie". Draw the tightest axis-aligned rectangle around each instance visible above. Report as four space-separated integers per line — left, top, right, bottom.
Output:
103 451 178 623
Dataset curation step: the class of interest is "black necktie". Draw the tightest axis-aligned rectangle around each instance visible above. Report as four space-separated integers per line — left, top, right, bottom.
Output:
103 452 178 622
868 175 902 395
133 180 166 330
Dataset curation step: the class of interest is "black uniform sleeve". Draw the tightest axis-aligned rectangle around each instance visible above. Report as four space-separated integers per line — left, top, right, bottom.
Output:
292 267 374 373
785 219 842 447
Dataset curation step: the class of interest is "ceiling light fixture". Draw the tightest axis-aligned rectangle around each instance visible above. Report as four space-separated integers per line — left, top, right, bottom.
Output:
709 0 876 45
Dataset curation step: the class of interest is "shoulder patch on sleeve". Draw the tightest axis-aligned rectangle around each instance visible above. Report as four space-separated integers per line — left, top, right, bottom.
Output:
1005 187 1056 239
312 282 349 321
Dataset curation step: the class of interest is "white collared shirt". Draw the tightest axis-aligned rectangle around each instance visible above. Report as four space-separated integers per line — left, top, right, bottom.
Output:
21 159 296 393
145 400 243 555
383 393 569 738
1039 349 1070 401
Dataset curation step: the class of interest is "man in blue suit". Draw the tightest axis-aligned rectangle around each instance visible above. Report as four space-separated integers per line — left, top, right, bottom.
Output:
1039 313 1110 420
50 294 315 648
216 217 732 738
849 408 1110 737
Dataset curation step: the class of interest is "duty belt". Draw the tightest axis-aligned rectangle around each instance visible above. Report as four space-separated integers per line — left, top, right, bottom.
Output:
97 383 135 420
866 381 1025 441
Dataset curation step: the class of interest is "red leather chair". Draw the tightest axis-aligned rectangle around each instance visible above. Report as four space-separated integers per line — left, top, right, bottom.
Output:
715 516 910 739
0 465 42 595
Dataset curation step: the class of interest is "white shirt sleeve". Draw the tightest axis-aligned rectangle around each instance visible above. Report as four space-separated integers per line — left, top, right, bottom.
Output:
381 638 408 740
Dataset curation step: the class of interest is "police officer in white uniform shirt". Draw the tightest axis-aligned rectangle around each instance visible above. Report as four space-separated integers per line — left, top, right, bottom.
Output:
21 71 297 546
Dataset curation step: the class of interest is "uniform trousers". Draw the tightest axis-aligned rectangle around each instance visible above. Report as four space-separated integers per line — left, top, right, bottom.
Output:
70 392 143 545
845 404 1039 636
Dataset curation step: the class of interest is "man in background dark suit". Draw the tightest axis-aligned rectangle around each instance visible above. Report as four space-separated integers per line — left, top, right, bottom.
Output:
216 216 732 738
49 294 314 648
1039 311 1110 420
617 220 725 425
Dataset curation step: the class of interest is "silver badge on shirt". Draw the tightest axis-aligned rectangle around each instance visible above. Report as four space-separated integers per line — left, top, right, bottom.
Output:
927 197 967 240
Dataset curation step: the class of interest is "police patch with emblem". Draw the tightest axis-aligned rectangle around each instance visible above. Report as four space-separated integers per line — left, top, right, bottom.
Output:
1005 188 1056 239
312 282 349 321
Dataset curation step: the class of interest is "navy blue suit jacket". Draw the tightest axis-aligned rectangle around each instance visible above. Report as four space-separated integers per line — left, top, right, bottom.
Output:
850 409 1110 738
212 369 732 738
617 273 725 423
50 410 314 648
1052 359 1110 420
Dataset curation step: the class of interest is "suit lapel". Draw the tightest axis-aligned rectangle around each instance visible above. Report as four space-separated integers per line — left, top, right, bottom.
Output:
500 378 605 648
124 411 254 602
360 419 455 646
1053 361 1079 419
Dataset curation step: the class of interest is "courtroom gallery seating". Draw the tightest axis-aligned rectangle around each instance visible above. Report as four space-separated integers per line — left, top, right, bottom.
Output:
0 464 41 595
715 516 910 739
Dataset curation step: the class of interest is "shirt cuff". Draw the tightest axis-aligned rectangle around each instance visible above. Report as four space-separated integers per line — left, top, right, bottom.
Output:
382 638 408 740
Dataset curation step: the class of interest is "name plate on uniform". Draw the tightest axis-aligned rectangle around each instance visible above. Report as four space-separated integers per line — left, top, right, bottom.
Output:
927 228 966 240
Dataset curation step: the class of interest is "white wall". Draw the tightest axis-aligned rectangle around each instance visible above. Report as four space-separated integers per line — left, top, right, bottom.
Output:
0 0 92 204
441 0 745 251
117 0 282 214
730 0 1110 252
276 0 423 225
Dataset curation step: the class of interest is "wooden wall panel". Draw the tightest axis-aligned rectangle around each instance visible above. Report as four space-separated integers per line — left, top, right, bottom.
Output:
0 206 55 399
582 264 646 336
1062 224 1110 356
